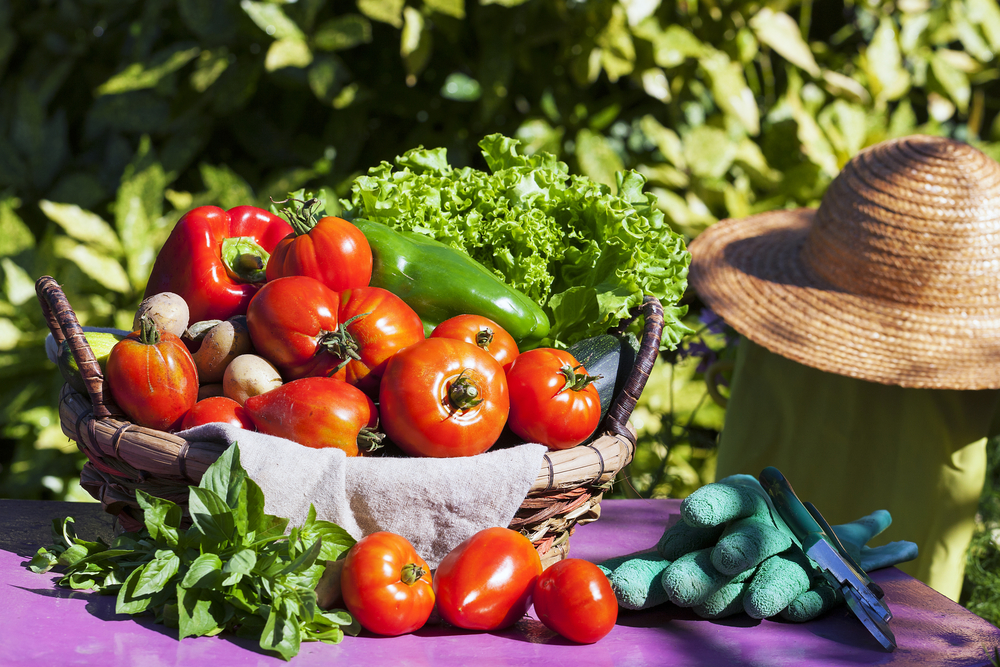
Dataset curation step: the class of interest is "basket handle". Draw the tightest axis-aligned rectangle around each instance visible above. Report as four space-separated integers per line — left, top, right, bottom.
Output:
603 294 664 444
35 276 123 419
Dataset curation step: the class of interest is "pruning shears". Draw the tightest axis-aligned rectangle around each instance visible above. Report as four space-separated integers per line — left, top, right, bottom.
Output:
759 466 896 652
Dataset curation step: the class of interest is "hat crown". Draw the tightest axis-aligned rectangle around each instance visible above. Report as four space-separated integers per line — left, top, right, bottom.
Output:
802 135 1000 310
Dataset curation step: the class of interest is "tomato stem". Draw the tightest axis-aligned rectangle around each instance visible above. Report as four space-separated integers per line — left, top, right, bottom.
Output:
558 363 602 393
272 196 321 236
319 311 372 371
400 562 426 586
447 370 483 410
358 427 385 454
138 314 161 345
474 327 494 349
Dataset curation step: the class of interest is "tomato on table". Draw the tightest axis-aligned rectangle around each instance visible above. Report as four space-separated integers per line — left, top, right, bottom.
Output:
430 314 519 373
105 316 199 432
505 348 601 450
340 532 435 636
180 396 254 430
379 338 508 458
532 558 617 644
433 527 542 631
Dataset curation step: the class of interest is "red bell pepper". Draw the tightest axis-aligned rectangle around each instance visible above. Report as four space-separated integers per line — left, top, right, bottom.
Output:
144 205 294 323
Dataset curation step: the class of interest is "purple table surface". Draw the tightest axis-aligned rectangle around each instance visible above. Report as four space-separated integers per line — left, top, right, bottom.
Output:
3 498 1000 667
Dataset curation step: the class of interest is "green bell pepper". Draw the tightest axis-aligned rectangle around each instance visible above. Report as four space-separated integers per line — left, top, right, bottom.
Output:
351 217 550 345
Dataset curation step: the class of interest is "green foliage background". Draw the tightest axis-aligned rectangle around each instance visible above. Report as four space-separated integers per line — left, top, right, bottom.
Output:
3 0 1000 621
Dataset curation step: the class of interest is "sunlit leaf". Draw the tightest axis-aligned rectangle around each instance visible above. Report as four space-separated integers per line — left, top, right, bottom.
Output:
313 15 373 51
0 199 34 258
784 72 839 178
96 45 201 96
930 51 970 113
821 70 871 105
967 0 1000 51
700 51 759 135
749 8 820 77
190 49 231 92
39 200 123 257
401 7 432 80
240 0 305 40
575 129 623 190
640 115 685 170
358 0 404 27
53 237 131 294
640 68 671 102
865 18 909 101
1 257 35 306
424 0 464 19
682 125 737 179
440 72 481 101
265 39 313 71
597 4 636 83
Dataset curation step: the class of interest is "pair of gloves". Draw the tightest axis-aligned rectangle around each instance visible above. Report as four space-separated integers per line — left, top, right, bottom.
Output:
599 475 919 621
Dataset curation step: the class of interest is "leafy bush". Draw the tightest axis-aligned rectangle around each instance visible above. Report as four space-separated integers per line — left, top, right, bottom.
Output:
4 0 1000 622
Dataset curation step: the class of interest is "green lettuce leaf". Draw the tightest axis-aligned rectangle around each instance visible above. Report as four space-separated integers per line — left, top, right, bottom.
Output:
343 133 690 349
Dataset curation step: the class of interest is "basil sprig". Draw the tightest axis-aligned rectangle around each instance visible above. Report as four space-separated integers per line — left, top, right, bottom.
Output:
29 444 359 660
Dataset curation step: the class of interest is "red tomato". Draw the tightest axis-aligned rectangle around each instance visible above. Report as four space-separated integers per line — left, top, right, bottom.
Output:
505 348 601 450
180 396 254 430
532 558 617 644
430 314 519 373
341 532 435 636
245 275 342 379
379 338 509 458
105 317 199 431
243 377 380 456
433 527 542 631
266 213 373 291
331 287 426 396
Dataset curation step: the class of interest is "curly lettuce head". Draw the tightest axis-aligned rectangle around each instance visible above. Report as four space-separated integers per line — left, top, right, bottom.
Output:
343 134 690 350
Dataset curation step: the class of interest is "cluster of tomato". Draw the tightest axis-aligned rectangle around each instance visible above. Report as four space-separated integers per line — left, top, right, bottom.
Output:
340 525 617 644
104 203 603 458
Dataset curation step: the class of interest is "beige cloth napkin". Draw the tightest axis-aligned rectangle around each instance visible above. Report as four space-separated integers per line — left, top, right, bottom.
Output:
178 423 548 568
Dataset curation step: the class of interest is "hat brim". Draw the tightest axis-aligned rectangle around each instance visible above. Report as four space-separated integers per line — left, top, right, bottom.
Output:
688 208 1000 390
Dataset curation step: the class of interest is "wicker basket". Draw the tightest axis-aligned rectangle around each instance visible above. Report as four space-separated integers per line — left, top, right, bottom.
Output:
36 276 664 568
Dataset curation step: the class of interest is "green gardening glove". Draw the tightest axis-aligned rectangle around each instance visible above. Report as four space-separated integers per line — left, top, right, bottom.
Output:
600 475 918 622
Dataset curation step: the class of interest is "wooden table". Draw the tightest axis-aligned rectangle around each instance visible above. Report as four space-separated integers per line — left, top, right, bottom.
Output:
4 498 999 666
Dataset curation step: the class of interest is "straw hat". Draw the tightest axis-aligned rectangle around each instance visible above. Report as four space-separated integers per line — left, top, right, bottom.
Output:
688 134 1000 390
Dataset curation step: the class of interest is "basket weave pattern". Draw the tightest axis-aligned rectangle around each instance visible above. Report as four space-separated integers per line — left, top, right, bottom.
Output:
38 276 664 568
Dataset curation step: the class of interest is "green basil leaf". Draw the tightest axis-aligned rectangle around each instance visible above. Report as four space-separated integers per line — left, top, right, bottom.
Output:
29 548 58 573
222 548 257 585
307 520 356 563
116 565 153 615
137 490 182 547
260 597 301 661
177 585 222 640
188 486 236 545
279 539 322 577
134 550 181 597
57 543 90 568
181 553 223 589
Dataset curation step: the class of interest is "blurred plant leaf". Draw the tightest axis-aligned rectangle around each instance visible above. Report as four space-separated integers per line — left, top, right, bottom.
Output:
1 257 35 306
749 8 820 77
96 45 201 96
575 129 624 190
240 1 305 40
313 15 373 51
682 126 737 180
424 0 465 20
700 51 760 135
266 38 313 71
358 0 404 28
52 237 131 294
930 50 971 113
0 199 33 258
39 201 123 257
401 7 432 81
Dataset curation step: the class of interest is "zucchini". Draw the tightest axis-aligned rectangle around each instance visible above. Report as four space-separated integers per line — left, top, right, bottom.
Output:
566 332 639 427
57 331 127 395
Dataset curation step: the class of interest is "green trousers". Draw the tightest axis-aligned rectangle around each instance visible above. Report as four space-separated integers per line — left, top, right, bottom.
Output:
714 337 1000 601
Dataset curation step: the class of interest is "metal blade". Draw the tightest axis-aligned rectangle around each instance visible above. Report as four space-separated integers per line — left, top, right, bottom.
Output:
843 585 897 652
